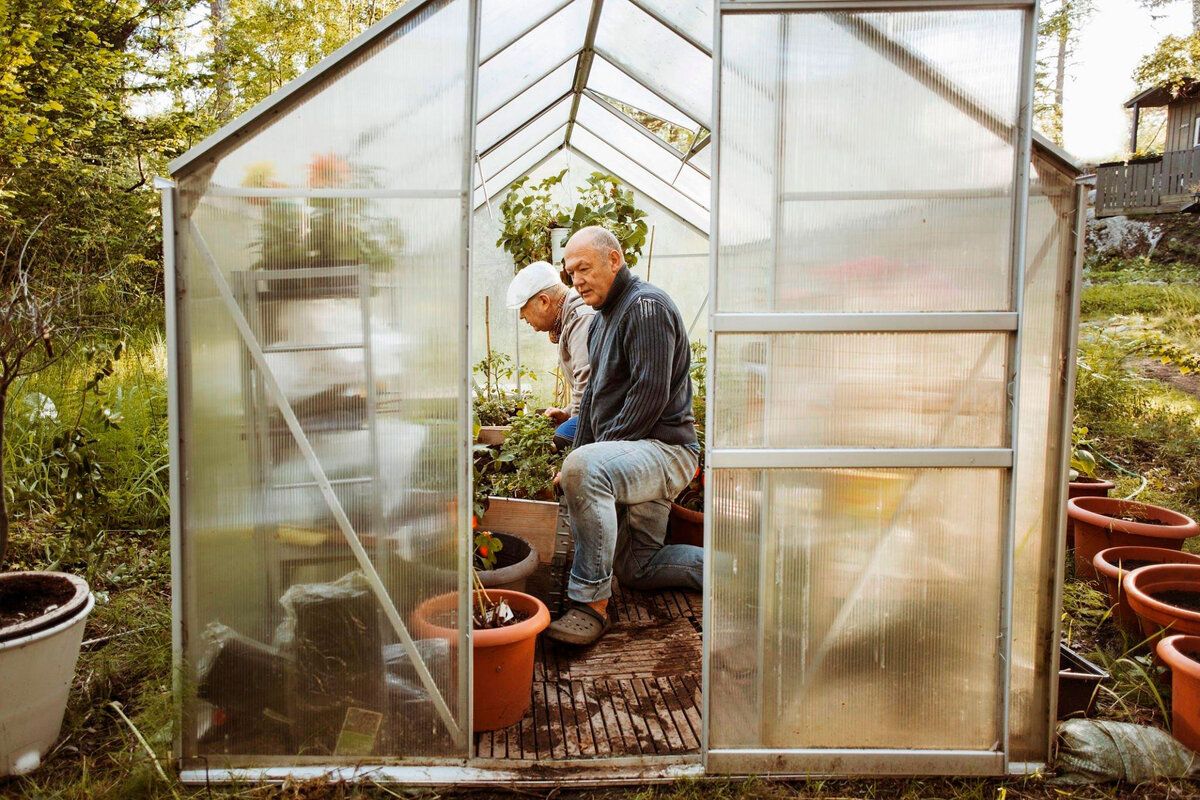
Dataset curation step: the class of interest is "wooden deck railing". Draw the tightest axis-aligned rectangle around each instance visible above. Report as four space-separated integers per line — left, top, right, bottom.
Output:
1096 148 1200 216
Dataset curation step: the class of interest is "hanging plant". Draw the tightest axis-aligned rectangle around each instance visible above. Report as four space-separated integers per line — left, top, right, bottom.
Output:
496 170 649 271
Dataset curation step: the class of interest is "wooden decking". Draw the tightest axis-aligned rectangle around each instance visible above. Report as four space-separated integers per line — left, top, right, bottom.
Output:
476 582 703 760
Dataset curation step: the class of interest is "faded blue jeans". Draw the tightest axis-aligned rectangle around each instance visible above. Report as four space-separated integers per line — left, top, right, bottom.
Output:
561 439 701 603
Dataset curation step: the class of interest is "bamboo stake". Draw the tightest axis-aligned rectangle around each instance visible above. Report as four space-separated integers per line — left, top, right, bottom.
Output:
484 295 492 401
644 224 656 283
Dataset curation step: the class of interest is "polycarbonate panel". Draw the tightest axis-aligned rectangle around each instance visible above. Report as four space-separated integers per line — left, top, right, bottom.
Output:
716 10 1022 313
712 333 1008 449
476 0 588 119
575 95 684 181
636 0 713 50
479 96 571 180
595 0 712 126
672 161 709 206
689 141 711 177
587 56 702 132
1007 150 1078 761
476 58 575 153
572 126 709 231
708 468 1007 749
479 0 568 62
176 0 469 765
475 125 565 203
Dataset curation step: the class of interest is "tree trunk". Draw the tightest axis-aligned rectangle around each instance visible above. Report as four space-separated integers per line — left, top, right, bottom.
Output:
210 0 234 122
1194 0 1200 36
1055 23 1068 144
0 390 9 569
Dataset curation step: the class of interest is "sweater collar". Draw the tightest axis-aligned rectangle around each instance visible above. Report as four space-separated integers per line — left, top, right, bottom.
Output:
599 266 635 315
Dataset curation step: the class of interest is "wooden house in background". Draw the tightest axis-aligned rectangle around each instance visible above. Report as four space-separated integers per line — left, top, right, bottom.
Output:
1095 81 1200 217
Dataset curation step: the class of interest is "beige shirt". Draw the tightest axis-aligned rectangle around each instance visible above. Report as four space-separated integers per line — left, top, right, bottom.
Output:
558 290 596 416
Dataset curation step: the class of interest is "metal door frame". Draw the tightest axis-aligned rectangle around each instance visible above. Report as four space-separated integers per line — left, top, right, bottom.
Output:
703 0 1039 776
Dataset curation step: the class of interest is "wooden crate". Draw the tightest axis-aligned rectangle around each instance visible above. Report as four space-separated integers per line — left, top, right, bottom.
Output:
480 496 559 565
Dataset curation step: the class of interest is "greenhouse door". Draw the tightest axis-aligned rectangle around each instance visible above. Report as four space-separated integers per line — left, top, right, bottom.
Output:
168 0 477 771
704 0 1037 775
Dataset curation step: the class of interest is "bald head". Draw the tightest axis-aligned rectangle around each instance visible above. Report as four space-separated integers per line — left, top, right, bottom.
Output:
564 226 625 308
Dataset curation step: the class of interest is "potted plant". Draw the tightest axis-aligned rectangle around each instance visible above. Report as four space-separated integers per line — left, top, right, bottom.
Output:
475 411 564 566
473 348 535 445
1067 497 1199 582
0 226 98 776
472 527 539 593
1157 634 1200 752
668 341 706 547
1066 434 1115 548
1092 546 1200 634
411 584 549 732
496 170 649 274
1123 563 1200 640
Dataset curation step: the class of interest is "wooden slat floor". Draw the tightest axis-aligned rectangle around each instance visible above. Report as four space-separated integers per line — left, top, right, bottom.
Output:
476 582 703 760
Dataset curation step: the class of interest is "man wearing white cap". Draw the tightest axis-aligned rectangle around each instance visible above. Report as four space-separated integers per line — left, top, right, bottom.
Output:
506 260 595 448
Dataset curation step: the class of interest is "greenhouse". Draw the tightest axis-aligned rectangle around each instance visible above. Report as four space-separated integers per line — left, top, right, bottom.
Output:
159 0 1086 783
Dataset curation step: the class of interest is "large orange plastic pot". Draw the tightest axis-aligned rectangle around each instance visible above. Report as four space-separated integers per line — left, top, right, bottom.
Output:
1122 564 1200 641
411 589 549 732
1066 478 1115 547
1157 635 1200 752
1093 546 1200 634
1067 497 1198 582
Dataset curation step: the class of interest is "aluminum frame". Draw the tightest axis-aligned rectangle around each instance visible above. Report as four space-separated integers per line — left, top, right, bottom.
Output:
711 312 1019 332
708 448 1015 469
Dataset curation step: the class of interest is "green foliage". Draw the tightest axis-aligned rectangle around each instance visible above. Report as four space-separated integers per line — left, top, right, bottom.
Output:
675 341 706 513
488 412 562 501
472 350 534 426
1134 33 1200 97
496 170 650 270
473 529 502 571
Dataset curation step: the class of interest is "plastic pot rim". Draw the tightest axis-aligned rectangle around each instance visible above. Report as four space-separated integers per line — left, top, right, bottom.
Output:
0 571 91 645
1158 634 1200 680
1122 564 1200 627
1093 546 1200 584
0 591 94 653
1067 497 1199 540
411 589 549 649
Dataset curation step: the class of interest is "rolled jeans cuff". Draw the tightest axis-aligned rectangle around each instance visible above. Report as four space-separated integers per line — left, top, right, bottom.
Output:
567 569 612 603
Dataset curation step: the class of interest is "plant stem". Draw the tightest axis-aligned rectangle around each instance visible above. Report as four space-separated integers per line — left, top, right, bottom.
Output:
484 296 492 402
645 224 655 283
0 389 7 568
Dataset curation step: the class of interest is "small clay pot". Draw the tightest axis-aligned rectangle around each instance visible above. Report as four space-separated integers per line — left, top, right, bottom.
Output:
411 589 549 733
1157 634 1200 752
475 532 539 593
1067 497 1198 582
667 502 704 548
1066 478 1115 547
1123 563 1200 641
1093 547 1200 634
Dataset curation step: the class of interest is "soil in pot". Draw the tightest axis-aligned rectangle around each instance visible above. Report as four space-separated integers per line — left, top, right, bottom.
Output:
0 573 90 642
1124 564 1200 640
1158 590 1200 613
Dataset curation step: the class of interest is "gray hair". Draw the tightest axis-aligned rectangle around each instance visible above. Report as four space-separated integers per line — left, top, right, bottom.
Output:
570 225 624 265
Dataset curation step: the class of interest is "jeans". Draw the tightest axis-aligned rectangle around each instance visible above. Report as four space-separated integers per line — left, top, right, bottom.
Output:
560 439 701 602
554 416 578 452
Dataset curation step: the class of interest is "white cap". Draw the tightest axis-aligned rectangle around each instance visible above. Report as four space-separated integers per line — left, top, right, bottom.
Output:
506 261 562 310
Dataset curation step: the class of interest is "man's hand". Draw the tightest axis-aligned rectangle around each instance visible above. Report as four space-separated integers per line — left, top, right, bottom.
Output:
553 471 562 491
543 407 569 424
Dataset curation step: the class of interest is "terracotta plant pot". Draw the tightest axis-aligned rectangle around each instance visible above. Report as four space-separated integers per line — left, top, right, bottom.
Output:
411 588 549 732
476 426 511 446
475 532 539 593
1156 634 1200 752
667 502 704 547
1066 478 1115 547
1123 563 1200 641
1067 497 1198 582
1093 547 1200 634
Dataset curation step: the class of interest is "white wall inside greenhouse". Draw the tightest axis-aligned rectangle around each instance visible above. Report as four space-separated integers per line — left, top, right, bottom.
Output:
472 148 709 405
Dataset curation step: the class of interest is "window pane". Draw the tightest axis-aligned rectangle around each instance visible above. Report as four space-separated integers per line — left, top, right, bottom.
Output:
587 55 700 132
476 59 575 153
575 95 683 182
594 0 712 126
479 0 569 62
713 332 1008 449
717 10 1022 313
708 468 1006 749
636 0 713 51
477 0 589 119
479 97 571 181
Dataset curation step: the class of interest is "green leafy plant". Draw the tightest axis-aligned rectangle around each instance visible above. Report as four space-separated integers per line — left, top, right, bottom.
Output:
472 350 535 426
496 170 649 270
488 412 563 501
675 340 706 513
473 530 502 571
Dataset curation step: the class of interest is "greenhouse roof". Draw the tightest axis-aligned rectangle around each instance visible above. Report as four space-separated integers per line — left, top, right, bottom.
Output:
168 0 1080 235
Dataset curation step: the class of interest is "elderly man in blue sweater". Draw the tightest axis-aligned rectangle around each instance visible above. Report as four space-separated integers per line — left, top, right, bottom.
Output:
545 226 701 646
